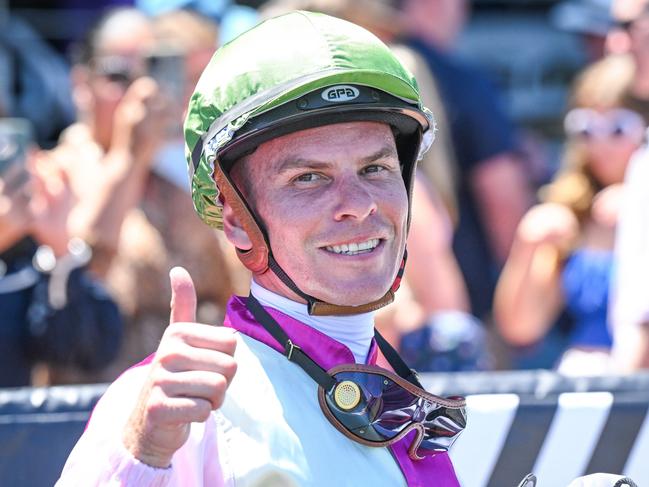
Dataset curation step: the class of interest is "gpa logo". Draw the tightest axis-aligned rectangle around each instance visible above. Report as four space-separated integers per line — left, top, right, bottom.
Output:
321 85 360 102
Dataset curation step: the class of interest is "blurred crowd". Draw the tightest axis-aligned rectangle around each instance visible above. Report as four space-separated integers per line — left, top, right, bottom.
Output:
1 0 649 388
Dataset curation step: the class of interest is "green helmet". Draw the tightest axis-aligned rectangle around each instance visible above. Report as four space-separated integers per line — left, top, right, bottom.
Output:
184 10 435 314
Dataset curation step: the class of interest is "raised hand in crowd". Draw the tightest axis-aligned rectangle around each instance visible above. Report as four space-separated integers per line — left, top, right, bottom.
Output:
109 76 170 169
0 151 74 255
28 152 76 256
494 202 580 347
515 202 580 252
47 75 169 276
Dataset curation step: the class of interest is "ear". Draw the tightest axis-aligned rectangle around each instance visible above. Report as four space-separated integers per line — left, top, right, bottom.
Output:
222 196 253 251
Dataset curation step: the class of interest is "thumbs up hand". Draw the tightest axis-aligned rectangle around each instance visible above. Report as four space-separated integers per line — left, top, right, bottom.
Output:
123 267 237 468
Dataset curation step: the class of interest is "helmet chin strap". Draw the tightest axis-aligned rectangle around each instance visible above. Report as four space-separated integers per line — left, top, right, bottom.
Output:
214 160 406 316
266 250 407 316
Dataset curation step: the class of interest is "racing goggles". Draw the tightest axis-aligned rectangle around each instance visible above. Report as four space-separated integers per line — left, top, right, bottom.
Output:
246 294 466 460
318 364 466 459
564 108 646 142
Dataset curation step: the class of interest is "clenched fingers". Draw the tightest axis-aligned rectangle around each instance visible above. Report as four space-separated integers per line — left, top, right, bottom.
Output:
144 394 214 427
157 370 233 410
162 322 238 355
156 345 238 384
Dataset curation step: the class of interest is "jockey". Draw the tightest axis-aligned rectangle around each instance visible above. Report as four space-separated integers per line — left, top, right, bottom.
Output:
57 11 465 486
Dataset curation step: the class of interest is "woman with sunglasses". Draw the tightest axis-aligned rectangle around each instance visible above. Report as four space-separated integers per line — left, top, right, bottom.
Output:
495 54 645 374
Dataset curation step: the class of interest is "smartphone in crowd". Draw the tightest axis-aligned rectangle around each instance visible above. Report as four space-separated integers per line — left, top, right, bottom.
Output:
146 48 186 136
0 118 32 178
146 48 185 101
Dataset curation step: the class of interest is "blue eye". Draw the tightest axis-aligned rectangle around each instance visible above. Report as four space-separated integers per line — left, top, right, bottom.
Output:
363 164 385 174
295 173 322 182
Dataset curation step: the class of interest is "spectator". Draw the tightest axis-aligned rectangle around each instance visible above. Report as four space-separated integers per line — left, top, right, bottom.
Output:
0 119 122 387
399 0 534 319
495 55 642 375
609 0 649 371
44 8 244 383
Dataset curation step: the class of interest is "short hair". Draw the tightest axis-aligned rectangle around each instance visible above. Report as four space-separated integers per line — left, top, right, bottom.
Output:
152 10 218 53
72 7 151 66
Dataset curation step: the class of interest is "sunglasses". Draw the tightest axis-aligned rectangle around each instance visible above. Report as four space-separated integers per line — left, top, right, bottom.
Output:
246 294 466 460
564 108 646 142
91 55 145 85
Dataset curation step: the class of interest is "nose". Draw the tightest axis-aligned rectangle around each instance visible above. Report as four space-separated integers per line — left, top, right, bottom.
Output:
332 175 378 221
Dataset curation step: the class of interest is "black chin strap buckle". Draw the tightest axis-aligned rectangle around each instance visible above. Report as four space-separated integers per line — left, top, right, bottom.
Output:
286 339 301 361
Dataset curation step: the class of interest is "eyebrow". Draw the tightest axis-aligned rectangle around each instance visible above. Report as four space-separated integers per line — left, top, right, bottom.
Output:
276 145 399 174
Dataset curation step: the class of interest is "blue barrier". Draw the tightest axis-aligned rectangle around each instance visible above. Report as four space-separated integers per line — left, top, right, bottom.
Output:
0 384 106 486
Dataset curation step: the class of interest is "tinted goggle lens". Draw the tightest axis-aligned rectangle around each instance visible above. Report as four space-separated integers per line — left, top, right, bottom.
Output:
320 367 466 456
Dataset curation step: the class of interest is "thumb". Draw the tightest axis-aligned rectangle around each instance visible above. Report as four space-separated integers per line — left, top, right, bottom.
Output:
169 266 197 324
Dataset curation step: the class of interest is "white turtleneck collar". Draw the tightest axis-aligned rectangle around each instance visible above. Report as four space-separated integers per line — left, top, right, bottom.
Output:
250 280 375 364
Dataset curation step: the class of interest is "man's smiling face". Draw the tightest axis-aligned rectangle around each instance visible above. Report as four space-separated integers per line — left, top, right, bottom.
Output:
235 121 409 306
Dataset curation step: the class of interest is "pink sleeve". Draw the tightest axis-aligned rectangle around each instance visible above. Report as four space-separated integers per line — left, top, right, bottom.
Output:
56 440 173 487
55 365 226 487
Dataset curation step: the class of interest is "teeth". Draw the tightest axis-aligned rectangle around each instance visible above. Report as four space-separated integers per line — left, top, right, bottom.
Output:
357 240 373 251
325 239 379 255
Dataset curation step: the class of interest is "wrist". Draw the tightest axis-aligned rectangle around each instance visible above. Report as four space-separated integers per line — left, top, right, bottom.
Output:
128 448 173 469
123 432 174 469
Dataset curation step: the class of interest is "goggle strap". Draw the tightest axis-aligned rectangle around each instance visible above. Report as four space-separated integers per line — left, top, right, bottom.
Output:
374 329 423 388
246 294 336 390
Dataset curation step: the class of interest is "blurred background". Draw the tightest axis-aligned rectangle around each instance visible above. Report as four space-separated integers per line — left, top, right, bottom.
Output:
2 0 649 484
2 0 588 152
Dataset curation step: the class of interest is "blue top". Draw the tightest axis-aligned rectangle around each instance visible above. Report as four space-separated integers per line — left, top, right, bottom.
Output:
407 38 517 317
561 248 614 349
